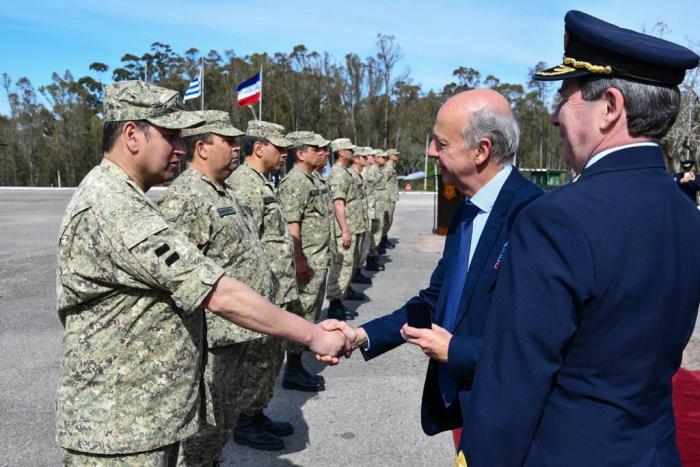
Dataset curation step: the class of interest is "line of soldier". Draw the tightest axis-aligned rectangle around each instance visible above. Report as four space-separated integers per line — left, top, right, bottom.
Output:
162 115 400 462
57 81 398 466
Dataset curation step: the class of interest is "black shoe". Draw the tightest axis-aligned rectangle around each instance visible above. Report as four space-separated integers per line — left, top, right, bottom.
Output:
345 287 368 301
351 272 372 285
366 257 385 271
326 299 347 320
253 410 295 437
381 236 396 249
377 245 387 254
234 414 285 451
283 368 326 392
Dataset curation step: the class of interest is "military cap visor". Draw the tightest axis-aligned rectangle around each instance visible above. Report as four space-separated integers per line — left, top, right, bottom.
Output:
681 160 696 169
534 10 700 86
286 131 329 148
330 138 356 152
181 110 244 138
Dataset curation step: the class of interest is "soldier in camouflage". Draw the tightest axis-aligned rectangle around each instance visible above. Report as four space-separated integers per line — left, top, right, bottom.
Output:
326 138 368 320
349 148 373 287
157 110 273 465
229 120 298 451
364 149 390 271
381 148 400 250
55 81 347 465
277 131 334 392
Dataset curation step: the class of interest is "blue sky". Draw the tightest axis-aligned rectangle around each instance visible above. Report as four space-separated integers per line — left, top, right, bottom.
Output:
1 0 698 116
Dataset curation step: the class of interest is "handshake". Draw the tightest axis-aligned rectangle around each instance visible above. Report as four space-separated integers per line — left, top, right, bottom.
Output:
310 318 454 365
309 319 367 365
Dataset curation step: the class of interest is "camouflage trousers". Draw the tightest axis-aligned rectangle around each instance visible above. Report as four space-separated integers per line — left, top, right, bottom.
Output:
353 232 369 276
287 267 328 354
369 216 384 256
327 233 361 300
238 335 286 416
382 200 397 237
62 443 178 467
177 342 250 466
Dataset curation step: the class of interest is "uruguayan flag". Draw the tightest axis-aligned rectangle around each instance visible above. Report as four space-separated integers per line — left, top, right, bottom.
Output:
183 73 201 101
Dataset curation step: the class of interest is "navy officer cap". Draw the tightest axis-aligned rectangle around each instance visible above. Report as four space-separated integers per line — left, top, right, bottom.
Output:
681 159 696 169
535 10 699 86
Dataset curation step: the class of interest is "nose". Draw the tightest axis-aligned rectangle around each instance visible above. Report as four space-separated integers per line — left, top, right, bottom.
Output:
172 136 186 157
427 139 439 159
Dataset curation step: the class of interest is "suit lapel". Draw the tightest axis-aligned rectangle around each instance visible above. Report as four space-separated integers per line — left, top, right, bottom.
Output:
453 170 525 329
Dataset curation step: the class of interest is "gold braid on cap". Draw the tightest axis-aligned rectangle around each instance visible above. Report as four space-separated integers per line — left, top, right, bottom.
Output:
537 56 613 77
563 56 612 74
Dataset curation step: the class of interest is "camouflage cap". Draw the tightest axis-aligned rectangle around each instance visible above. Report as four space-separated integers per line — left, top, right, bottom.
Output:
181 110 244 138
314 133 331 148
330 138 356 152
386 148 400 156
104 80 203 129
246 120 292 148
354 146 371 156
286 131 329 148
374 149 386 158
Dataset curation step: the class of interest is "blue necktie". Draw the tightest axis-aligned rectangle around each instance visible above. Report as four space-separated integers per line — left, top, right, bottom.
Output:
439 200 480 407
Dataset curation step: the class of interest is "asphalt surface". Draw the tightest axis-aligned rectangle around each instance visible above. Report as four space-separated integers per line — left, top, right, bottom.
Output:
0 189 453 466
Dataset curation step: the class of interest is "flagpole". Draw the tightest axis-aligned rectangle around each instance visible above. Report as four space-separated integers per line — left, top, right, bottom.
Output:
259 65 263 120
200 57 204 111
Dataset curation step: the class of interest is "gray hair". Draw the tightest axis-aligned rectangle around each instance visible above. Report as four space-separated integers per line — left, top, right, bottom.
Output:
579 77 681 139
463 108 520 164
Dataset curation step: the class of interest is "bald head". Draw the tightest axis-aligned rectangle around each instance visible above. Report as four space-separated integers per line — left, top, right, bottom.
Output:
437 89 519 165
429 89 520 196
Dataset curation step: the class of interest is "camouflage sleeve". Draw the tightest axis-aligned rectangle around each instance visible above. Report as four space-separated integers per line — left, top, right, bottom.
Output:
328 170 349 201
107 212 225 314
278 178 308 223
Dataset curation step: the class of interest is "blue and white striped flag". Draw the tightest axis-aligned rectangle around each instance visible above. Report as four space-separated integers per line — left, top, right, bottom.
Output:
183 73 201 101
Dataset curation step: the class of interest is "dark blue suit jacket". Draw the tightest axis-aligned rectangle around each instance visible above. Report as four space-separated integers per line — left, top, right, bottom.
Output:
360 168 542 446
465 146 700 467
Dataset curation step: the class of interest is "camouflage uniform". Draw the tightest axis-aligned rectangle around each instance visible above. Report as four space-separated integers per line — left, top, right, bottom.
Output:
55 82 226 464
350 150 371 274
382 150 400 237
326 140 367 301
365 153 390 256
159 146 273 465
229 153 296 417
56 159 225 456
278 163 334 353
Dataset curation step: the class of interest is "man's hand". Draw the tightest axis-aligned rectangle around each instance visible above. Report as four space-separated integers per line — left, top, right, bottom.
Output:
315 319 366 363
309 324 351 365
295 255 311 285
341 229 352 249
401 323 452 363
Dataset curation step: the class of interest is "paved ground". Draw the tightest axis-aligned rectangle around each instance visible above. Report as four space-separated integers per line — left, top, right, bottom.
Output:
0 188 698 466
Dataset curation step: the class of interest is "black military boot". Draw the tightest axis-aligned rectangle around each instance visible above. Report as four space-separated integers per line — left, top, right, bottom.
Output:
283 352 325 392
377 244 387 254
233 413 285 450
351 271 372 284
345 286 368 301
326 299 347 320
381 236 396 249
366 256 385 271
253 409 295 437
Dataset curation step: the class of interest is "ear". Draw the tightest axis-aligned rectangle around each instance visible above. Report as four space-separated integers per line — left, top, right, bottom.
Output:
600 87 624 131
474 138 492 165
122 122 142 155
253 140 265 158
195 139 208 161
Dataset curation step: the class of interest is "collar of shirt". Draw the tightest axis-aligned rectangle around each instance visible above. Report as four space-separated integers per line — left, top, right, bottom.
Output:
584 142 660 170
468 164 513 214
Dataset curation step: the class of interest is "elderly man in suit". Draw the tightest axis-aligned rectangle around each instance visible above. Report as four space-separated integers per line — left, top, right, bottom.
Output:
464 10 700 467
320 88 542 448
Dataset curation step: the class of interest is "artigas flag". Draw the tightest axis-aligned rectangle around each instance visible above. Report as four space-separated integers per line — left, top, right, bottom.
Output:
236 73 261 106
